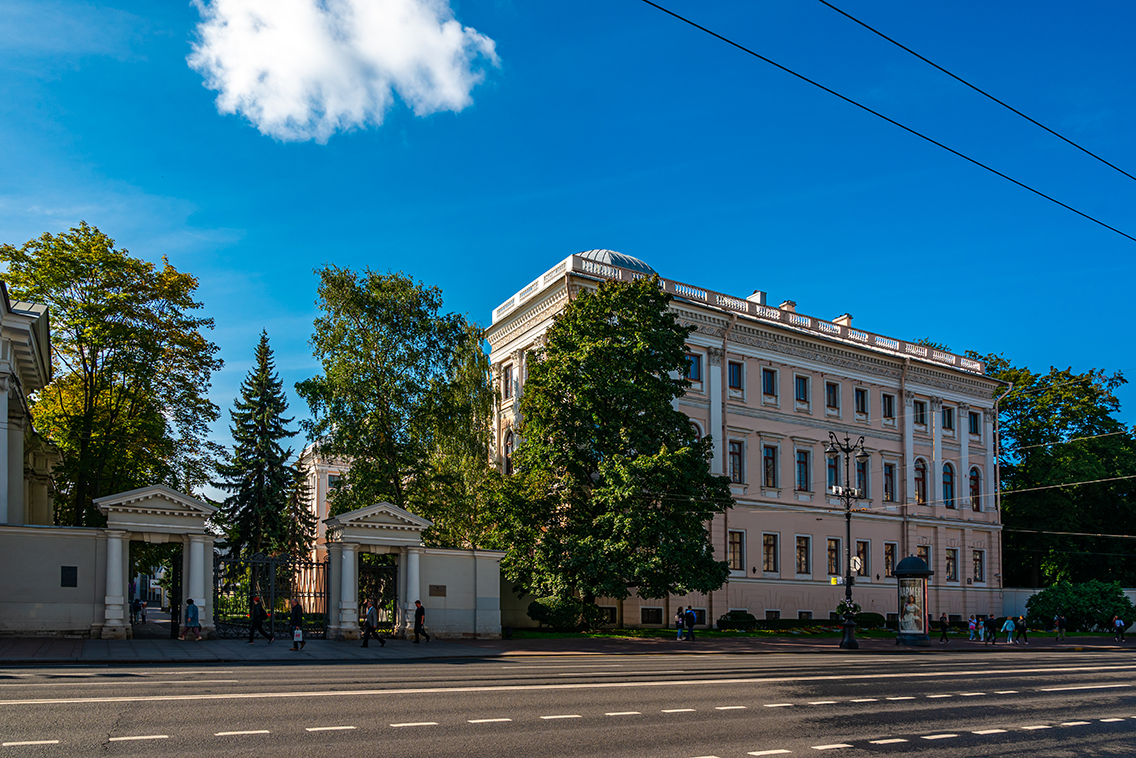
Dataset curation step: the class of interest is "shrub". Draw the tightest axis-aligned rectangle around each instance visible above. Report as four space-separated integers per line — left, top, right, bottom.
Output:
526 596 607 631
717 610 759 631
854 612 886 629
1025 580 1136 632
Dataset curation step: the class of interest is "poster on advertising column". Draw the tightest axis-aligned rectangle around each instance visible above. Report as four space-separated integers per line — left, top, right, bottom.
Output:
899 578 925 633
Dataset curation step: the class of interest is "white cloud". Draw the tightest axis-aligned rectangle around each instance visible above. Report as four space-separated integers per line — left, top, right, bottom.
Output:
188 0 499 142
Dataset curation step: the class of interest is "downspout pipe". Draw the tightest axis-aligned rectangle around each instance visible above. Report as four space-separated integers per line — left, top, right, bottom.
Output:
899 357 909 557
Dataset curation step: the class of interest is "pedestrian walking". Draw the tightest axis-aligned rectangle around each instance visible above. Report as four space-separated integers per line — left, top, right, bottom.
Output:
938 613 950 643
247 596 273 644
985 617 998 645
674 606 686 640
1015 615 1029 645
684 607 696 641
974 616 984 643
1114 615 1126 643
1000 616 1016 644
180 598 202 641
361 599 385 647
289 598 306 651
1055 613 1066 642
413 600 431 643
967 615 976 640
130 598 140 624
139 599 147 623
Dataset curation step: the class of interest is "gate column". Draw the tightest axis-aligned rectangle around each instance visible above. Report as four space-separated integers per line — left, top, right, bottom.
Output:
338 542 360 640
102 530 128 639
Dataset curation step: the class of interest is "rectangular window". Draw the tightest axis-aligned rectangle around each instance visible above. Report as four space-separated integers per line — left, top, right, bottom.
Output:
794 375 809 403
502 364 513 400
763 533 779 572
825 382 840 409
942 406 954 430
856 540 869 577
969 411 981 436
762 445 778 488
640 607 663 625
691 608 707 625
599 606 617 624
728 530 745 572
328 473 341 489
728 361 743 390
796 536 810 574
796 450 811 491
686 353 702 382
882 393 896 420
765 610 781 620
762 368 778 397
798 611 813 620
884 543 897 578
856 459 868 497
916 544 930 568
854 387 868 414
913 400 927 426
973 550 986 582
827 538 840 575
728 440 744 483
946 548 959 581
827 455 840 488
883 463 896 502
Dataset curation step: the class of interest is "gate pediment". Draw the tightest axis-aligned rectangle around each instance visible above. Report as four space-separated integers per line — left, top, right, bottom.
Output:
94 484 217 536
324 502 432 547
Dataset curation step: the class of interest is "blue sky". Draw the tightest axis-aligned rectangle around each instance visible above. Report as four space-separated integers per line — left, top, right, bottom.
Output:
2 0 1134 455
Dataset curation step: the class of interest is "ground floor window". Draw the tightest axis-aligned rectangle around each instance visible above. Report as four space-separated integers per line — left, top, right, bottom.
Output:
599 606 616 624
765 610 781 620
640 607 663 625
798 611 812 620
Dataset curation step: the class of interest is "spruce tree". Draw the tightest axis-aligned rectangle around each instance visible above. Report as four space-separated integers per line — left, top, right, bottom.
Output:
216 331 300 556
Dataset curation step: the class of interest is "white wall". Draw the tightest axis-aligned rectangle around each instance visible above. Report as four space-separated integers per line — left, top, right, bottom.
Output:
415 549 502 638
0 525 107 635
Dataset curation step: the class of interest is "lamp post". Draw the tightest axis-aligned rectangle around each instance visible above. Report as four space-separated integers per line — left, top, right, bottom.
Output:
825 431 870 650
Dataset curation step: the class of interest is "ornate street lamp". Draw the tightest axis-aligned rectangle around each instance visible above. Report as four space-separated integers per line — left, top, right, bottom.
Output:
825 431 870 650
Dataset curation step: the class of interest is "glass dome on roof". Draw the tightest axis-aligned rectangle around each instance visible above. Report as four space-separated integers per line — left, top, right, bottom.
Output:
576 249 656 275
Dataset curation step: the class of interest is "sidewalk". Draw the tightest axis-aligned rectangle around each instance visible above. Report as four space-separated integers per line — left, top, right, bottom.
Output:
0 633 1130 666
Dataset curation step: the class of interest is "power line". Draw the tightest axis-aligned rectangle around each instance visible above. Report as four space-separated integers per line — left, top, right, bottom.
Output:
814 0 1136 184
1005 527 1136 541
637 0 1136 244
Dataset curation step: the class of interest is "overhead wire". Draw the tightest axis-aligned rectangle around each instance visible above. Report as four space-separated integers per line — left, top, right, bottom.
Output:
636 0 1136 244
813 0 1136 184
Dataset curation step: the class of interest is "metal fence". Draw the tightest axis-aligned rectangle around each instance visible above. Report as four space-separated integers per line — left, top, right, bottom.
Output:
213 553 330 640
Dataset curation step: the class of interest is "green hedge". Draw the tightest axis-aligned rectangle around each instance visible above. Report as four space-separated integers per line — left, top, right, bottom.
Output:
716 610 888 631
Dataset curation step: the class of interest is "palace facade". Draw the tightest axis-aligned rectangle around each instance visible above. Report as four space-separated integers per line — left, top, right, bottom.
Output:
486 250 1007 628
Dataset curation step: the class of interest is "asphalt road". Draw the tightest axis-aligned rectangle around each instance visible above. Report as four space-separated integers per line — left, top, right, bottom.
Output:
1 651 1134 756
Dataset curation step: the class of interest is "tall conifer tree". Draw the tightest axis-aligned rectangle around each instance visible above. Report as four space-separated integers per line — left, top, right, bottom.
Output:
216 331 305 556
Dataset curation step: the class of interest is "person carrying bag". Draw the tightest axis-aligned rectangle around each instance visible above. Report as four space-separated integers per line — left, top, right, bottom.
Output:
289 598 306 651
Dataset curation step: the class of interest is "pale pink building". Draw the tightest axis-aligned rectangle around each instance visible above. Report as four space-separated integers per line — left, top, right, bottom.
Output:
487 250 1007 629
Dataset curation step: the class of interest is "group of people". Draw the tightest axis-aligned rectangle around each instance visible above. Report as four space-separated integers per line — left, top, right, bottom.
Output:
179 596 432 648
674 606 698 640
128 597 148 624
938 613 1033 645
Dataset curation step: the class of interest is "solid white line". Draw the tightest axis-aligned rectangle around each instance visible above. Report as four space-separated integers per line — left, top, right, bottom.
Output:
7 664 1135 707
808 700 837 705
390 722 436 728
663 708 696 713
557 671 641 676
108 735 168 741
1042 684 1131 692
1061 721 1091 726
921 734 957 740
1101 718 1125 723
973 729 1006 735
810 745 852 750
2 741 60 747
501 665 624 669
605 712 640 716
926 694 952 699
887 696 915 701
540 715 581 720
715 706 747 710
764 703 793 707
468 718 511 723
215 730 270 736
869 738 907 744
748 751 792 756
1021 725 1051 731
307 726 357 731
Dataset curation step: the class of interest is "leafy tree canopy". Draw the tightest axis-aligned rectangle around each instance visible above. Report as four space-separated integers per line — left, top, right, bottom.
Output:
1025 580 1135 632
0 222 222 525
500 275 733 605
972 351 1135 586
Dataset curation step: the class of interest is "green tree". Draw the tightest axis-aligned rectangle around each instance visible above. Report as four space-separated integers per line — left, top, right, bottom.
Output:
297 266 486 536
0 222 222 526
215 331 309 556
1025 580 1135 632
501 275 733 610
974 352 1135 586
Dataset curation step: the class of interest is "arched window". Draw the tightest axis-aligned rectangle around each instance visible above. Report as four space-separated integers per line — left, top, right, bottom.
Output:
943 463 955 508
970 468 982 511
503 430 515 476
914 459 927 504
690 421 703 442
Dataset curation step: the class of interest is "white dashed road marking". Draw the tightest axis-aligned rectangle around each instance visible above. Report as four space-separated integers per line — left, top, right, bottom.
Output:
716 706 747 710
764 703 793 708
886 696 914 701
926 694 952 699
870 738 907 744
307 726 357 731
1061 721 1091 726
215 730 269 736
850 698 877 702
921 734 957 740
995 690 1018 694
811 744 852 751
1021 725 1051 731
540 715 581 720
1042 684 1131 692
1101 718 1125 723
973 729 1006 735
108 735 168 741
468 718 511 723
663 709 696 713
959 692 985 697
808 701 837 705
748 751 792 756
3 741 60 747
390 722 436 728
605 712 640 716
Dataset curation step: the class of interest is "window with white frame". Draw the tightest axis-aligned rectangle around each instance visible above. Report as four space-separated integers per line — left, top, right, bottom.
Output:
503 364 514 400
882 393 896 421
856 540 869 577
883 462 896 502
686 353 702 383
856 457 869 498
798 610 813 620
970 468 982 511
825 381 840 410
943 463 955 508
729 440 745 483
640 607 663 625
884 542 897 578
827 538 840 575
728 361 744 392
796 450 811 491
762 445 778 488
917 544 931 572
762 367 778 398
796 536 811 574
794 375 810 405
913 400 927 426
854 387 868 415
969 411 982 436
973 549 986 583
763 533 779 572
914 459 928 504
945 548 959 581
942 406 955 431
826 454 841 490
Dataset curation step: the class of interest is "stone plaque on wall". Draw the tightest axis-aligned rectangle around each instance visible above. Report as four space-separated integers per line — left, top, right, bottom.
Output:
429 584 447 597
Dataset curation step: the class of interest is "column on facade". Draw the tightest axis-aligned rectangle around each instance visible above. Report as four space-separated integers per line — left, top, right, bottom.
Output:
338 542 359 638
188 534 206 606
707 348 724 475
984 409 996 513
0 377 8 524
958 404 970 510
6 415 24 525
903 392 915 505
326 542 343 637
103 530 128 638
406 547 421 610
930 397 943 509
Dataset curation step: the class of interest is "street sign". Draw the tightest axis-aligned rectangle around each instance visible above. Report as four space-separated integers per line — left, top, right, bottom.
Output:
851 556 863 572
